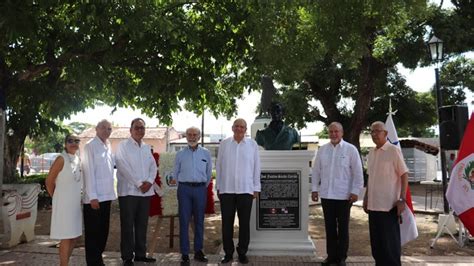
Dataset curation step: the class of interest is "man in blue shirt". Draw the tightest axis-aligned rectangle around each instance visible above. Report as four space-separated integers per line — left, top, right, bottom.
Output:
172 127 212 264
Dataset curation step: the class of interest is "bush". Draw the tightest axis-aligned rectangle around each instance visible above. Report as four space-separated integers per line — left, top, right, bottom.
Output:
18 173 47 191
17 174 51 209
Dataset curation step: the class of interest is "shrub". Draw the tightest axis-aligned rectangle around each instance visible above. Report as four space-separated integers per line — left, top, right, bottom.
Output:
16 174 51 209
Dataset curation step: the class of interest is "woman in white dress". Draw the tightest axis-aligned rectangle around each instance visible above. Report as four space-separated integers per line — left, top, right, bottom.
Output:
46 134 83 266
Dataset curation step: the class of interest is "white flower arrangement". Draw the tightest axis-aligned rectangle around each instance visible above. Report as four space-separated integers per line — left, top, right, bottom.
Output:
159 152 179 216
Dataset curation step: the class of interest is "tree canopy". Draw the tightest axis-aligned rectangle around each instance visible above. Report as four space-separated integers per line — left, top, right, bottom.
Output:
0 1 254 180
1 1 473 181
235 0 435 146
236 0 472 143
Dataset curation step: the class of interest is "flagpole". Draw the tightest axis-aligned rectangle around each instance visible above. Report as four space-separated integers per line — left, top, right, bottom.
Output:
385 104 419 245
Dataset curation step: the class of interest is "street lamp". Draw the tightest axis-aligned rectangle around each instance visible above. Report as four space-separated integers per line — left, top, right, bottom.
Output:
428 35 449 213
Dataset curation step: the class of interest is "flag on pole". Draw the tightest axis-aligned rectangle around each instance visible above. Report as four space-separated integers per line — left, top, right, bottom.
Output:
446 112 474 235
385 112 419 245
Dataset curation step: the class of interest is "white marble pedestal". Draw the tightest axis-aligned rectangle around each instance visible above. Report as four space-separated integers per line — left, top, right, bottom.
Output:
248 150 316 256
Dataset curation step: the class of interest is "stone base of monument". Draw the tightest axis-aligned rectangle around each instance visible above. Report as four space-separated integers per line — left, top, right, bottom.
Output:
248 150 316 256
248 236 316 256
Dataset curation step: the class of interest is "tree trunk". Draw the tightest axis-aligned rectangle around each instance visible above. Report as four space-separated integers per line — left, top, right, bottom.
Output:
347 55 386 150
3 125 28 183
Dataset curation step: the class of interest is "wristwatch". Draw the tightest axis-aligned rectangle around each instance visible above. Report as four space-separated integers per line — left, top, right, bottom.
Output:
398 198 405 203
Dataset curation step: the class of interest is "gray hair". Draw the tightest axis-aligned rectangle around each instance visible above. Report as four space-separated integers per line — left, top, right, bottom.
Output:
233 118 247 128
186 126 201 135
370 121 387 131
96 119 111 128
328 122 343 132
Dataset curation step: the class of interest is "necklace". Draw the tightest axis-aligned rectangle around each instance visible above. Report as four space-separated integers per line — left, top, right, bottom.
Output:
67 153 82 182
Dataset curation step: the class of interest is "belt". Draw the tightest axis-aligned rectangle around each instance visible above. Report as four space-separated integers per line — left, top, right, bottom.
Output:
179 182 206 187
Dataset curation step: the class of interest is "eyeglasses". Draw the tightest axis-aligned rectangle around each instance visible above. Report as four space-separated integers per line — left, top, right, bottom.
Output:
67 139 81 144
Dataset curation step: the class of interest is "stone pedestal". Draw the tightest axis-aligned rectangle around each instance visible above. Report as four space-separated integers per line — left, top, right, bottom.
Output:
248 150 316 256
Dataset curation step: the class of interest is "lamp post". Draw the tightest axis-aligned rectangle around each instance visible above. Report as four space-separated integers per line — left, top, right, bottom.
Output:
428 35 449 213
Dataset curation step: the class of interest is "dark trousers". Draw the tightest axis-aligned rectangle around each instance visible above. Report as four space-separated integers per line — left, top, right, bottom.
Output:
220 193 254 257
118 196 151 260
321 198 351 263
369 207 401 266
177 183 207 255
83 200 111 266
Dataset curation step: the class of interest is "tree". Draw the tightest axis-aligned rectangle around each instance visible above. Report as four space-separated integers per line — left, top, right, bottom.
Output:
1 1 253 181
23 122 90 155
428 0 474 105
239 0 433 148
429 0 474 55
439 57 474 106
24 131 65 155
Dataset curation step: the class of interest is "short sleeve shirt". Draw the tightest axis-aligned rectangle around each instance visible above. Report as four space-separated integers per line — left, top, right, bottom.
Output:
367 141 409 211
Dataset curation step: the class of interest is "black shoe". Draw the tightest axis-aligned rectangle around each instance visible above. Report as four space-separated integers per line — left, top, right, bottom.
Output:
238 254 249 264
181 254 190 262
321 257 338 266
134 256 156 263
123 259 134 266
194 250 209 262
220 255 233 263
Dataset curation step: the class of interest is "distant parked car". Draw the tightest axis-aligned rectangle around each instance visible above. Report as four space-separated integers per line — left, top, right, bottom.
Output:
30 153 61 173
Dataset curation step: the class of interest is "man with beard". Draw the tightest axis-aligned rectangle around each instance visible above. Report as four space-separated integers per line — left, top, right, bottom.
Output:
172 127 212 264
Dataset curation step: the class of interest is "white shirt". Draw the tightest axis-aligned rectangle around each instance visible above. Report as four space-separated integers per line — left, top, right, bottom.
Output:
115 137 157 197
216 136 261 195
311 140 364 200
82 136 117 203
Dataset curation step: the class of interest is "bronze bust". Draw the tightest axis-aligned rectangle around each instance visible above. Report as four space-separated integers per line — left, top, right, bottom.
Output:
255 102 299 150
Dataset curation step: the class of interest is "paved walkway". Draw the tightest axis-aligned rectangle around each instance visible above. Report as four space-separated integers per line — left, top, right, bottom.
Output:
1 234 473 265
1 186 468 265
1 235 474 266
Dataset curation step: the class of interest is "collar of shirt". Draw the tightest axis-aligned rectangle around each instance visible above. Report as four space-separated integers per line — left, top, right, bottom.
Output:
128 137 144 147
231 137 247 144
93 136 110 148
330 139 345 149
186 144 200 151
375 141 390 151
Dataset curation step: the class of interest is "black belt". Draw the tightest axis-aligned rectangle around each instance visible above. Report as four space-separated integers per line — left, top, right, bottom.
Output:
179 182 206 187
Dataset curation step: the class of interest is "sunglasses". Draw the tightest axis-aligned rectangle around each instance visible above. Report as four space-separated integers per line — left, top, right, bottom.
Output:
67 139 81 144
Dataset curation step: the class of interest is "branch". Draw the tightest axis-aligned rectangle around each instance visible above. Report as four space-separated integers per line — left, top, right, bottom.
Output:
16 35 129 82
17 64 51 81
